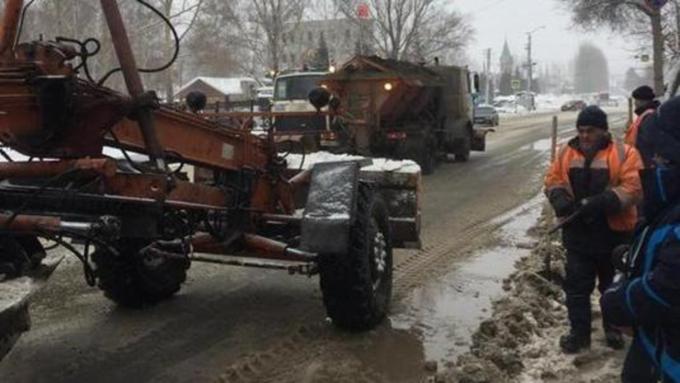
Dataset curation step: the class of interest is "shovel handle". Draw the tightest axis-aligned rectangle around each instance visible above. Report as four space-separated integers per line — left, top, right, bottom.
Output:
548 209 582 235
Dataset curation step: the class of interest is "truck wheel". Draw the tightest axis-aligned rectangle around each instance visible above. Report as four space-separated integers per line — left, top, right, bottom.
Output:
411 138 435 175
0 237 43 278
318 183 393 331
455 129 472 162
92 240 190 308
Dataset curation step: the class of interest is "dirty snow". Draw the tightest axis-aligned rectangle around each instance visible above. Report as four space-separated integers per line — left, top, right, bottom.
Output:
285 151 421 174
443 206 624 383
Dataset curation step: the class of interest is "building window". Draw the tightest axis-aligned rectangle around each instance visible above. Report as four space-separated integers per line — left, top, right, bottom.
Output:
345 29 351 40
290 33 295 44
308 31 313 42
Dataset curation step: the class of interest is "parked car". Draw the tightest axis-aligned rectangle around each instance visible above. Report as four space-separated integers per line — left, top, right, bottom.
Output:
474 104 499 126
560 100 587 111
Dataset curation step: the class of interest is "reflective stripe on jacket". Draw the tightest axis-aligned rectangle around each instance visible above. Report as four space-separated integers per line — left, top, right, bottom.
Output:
545 139 643 232
625 108 656 147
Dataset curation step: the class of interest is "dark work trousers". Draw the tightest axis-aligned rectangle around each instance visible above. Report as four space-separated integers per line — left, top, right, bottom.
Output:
622 335 665 383
564 250 615 336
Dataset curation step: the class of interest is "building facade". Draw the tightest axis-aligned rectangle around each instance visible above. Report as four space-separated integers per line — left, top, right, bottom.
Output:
281 18 374 70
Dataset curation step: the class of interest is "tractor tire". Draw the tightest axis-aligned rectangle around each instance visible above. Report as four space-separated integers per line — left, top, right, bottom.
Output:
411 138 435 175
0 236 45 278
318 183 393 331
454 128 472 162
92 240 190 308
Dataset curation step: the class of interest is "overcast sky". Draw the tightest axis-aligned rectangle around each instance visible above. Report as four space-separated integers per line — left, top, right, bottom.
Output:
451 0 648 81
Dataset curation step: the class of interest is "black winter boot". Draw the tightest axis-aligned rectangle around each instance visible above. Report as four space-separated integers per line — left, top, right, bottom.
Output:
605 329 625 350
560 331 591 354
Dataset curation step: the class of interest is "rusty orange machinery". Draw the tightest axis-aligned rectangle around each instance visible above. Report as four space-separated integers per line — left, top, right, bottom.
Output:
0 0 314 262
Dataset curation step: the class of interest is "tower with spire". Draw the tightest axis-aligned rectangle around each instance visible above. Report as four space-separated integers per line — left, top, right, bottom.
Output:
500 39 514 74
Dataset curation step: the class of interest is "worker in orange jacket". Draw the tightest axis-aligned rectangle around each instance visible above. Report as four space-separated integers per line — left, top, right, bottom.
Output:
624 85 659 167
545 105 643 354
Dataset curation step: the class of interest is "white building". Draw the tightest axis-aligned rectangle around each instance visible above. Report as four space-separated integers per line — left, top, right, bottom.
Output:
281 18 374 70
175 77 258 103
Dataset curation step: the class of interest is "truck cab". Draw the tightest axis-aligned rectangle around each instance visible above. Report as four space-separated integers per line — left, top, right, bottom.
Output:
271 71 329 147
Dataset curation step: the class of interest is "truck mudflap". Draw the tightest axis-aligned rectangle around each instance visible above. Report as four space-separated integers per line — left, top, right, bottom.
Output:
0 252 64 361
296 156 422 251
472 128 494 152
300 161 359 255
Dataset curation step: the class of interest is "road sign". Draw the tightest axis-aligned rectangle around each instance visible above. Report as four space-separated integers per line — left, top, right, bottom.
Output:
646 0 668 9
511 79 521 90
357 3 370 19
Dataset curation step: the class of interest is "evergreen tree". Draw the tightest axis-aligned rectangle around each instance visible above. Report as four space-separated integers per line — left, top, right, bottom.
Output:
311 32 330 70
574 43 609 93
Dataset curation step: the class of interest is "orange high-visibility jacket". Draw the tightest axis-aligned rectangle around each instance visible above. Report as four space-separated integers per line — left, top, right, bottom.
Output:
624 109 655 147
545 140 643 232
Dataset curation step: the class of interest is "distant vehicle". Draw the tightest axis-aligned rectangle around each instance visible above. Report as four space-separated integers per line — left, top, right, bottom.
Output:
317 55 489 174
474 105 499 126
271 71 328 147
255 86 273 111
561 100 587 111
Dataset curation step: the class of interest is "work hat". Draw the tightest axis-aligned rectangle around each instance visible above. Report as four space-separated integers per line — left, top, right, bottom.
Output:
632 85 655 101
576 105 608 130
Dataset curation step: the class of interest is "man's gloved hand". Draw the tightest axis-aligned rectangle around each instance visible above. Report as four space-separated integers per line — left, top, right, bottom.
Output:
580 191 621 217
548 189 575 218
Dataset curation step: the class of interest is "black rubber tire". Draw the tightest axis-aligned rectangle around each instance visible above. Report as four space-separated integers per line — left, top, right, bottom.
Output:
15 236 46 269
318 183 393 331
454 128 472 162
414 138 435 175
0 237 30 278
92 240 189 308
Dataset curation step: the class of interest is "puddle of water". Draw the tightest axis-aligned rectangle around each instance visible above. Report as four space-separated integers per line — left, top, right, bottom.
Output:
391 195 543 365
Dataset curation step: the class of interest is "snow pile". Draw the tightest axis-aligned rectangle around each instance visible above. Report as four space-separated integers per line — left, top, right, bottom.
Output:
285 151 421 174
443 207 624 383
493 94 584 116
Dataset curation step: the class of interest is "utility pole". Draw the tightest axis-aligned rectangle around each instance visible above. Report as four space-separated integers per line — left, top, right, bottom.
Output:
485 48 492 104
525 26 545 111
526 33 533 94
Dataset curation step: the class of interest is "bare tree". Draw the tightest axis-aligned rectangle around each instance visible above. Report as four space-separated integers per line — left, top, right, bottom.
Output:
152 0 204 101
248 0 306 72
558 0 665 95
307 0 342 20
10 0 205 97
335 0 472 61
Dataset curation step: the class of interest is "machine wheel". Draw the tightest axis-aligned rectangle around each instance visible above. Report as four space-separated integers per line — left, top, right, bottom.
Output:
412 137 435 175
318 183 393 331
454 128 471 162
92 240 190 308
0 236 44 278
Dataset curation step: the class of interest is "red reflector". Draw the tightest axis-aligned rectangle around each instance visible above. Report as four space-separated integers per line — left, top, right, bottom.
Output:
322 131 337 140
386 132 407 140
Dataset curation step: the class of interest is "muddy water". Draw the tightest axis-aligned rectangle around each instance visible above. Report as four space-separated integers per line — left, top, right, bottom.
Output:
390 195 544 367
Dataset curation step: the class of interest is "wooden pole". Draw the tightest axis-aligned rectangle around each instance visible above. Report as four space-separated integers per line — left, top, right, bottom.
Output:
627 97 634 128
551 115 558 162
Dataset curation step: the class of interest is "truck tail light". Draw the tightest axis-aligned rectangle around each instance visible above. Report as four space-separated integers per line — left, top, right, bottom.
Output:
386 131 407 140
321 131 337 141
